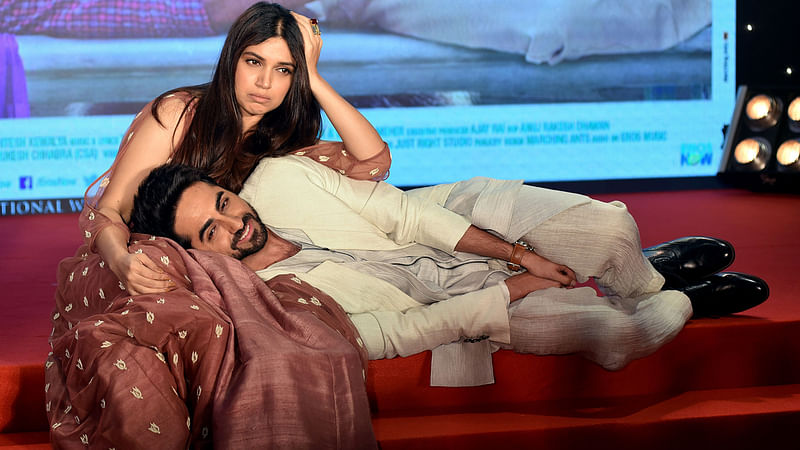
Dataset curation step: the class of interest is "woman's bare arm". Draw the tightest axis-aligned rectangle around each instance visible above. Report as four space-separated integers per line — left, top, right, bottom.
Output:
93 96 189 294
292 11 385 160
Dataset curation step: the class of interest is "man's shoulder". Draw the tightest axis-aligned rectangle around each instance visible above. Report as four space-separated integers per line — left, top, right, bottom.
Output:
241 155 338 202
251 154 334 178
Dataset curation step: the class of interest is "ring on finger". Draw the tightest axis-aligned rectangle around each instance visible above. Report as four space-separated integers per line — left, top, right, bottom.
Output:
310 18 321 35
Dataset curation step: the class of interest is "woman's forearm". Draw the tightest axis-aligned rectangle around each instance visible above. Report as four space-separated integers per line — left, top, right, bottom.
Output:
93 207 132 270
292 10 383 160
310 74 385 160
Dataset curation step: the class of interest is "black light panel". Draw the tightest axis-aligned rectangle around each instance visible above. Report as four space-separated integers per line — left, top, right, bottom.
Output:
719 85 800 191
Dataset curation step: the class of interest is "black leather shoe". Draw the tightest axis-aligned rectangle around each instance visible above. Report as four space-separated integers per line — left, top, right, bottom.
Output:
681 272 769 317
644 236 735 289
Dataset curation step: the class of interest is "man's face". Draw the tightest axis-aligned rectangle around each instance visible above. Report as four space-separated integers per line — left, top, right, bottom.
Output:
174 182 268 260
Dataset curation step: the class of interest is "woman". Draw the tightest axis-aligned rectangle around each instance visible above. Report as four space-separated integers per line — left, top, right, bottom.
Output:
83 2 390 295
47 4 385 447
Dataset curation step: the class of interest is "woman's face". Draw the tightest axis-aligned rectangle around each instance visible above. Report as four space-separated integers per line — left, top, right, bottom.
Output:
234 37 296 131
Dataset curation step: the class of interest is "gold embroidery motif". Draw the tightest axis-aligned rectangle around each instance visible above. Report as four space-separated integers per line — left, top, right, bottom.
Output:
130 386 143 399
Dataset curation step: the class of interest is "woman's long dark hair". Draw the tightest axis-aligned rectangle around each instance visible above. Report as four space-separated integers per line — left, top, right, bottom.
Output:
152 2 321 192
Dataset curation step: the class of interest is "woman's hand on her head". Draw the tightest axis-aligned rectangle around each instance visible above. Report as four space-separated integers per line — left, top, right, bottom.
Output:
291 11 322 79
287 12 386 161
110 252 175 295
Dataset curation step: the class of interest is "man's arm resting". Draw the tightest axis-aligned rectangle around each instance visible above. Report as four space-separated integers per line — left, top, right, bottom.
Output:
454 225 577 288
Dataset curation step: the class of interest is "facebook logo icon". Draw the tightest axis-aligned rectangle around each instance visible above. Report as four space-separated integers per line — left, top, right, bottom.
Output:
19 176 33 190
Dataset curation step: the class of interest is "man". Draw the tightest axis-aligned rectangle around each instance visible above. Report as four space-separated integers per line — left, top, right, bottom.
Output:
131 159 767 386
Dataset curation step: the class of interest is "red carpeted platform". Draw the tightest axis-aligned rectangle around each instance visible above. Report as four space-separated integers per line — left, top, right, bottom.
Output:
2 188 799 448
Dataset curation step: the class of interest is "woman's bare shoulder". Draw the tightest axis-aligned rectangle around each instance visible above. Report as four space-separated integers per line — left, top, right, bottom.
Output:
152 91 197 128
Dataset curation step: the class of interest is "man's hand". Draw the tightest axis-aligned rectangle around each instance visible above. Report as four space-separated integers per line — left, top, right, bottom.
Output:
519 250 576 287
504 272 563 301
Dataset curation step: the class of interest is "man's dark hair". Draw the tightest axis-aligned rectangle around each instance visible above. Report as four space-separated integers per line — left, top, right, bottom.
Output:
130 164 217 248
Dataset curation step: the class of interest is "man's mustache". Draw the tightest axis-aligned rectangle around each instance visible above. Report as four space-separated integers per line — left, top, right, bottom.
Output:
231 213 257 249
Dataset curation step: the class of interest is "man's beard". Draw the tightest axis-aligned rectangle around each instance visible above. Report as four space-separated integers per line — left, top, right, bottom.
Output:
231 212 268 260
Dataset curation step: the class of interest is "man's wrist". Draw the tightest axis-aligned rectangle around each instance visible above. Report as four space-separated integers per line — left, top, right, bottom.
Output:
507 240 532 271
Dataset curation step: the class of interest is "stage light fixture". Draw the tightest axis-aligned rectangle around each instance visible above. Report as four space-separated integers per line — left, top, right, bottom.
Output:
719 85 800 191
788 97 800 130
733 138 770 169
744 94 782 131
776 139 800 170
